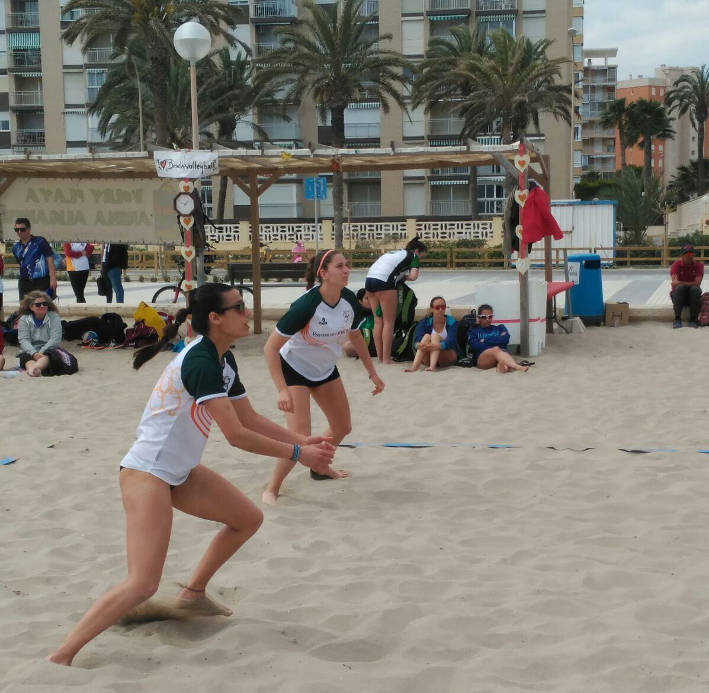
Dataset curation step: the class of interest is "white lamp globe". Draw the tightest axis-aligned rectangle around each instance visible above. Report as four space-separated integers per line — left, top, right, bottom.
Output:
173 20 211 63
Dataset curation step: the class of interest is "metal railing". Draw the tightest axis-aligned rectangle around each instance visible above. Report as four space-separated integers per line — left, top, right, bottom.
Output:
10 91 43 107
430 167 470 176
84 47 113 64
9 50 41 68
349 202 382 218
476 0 516 10
429 117 465 136
427 0 470 10
8 11 39 27
251 0 297 18
430 200 471 216
360 0 379 14
13 129 45 146
255 42 278 56
344 122 380 139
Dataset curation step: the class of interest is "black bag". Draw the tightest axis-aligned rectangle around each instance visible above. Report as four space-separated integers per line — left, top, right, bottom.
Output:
45 346 79 375
100 312 127 343
456 309 478 357
96 275 108 297
62 316 105 342
391 323 418 362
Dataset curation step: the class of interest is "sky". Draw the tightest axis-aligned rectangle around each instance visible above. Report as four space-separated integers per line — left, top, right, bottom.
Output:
583 0 707 80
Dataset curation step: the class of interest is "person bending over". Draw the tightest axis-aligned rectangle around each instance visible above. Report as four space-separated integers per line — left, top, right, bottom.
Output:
48 283 335 666
262 250 384 505
467 304 529 373
405 296 460 372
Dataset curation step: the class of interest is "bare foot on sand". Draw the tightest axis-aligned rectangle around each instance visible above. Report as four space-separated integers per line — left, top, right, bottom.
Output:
403 367 418 373
47 652 71 666
262 489 279 505
424 366 436 372
175 584 232 616
26 367 41 377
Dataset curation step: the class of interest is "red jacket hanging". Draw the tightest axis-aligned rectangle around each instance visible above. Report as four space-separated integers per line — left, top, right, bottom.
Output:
520 186 563 245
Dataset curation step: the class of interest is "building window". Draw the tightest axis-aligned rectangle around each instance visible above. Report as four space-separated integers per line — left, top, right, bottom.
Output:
200 178 213 219
571 16 583 35
659 159 663 168
659 144 663 152
651 87 656 96
574 124 582 141
573 151 582 167
573 44 582 62
87 69 107 102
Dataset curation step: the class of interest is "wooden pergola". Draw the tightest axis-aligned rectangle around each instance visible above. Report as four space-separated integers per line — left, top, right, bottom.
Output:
0 144 549 333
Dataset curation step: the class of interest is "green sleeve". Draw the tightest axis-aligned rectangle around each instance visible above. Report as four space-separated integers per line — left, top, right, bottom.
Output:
409 253 420 269
182 351 228 404
276 289 322 336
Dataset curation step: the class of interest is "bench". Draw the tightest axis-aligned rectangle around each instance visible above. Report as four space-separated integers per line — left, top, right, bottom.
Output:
228 262 306 286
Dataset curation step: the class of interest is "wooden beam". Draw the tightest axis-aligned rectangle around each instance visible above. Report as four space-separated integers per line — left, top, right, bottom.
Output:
248 171 263 335
257 171 282 197
0 177 16 197
492 152 518 178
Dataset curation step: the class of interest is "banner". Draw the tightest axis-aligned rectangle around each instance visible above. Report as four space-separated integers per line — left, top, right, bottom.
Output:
153 151 219 179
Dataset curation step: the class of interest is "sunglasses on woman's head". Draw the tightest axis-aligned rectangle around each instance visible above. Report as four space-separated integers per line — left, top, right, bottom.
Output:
217 301 246 314
479 314 493 319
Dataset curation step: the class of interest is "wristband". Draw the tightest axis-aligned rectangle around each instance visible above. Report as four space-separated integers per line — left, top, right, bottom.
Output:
290 443 300 462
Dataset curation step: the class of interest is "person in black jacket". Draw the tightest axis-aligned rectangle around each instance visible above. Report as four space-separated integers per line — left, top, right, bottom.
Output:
101 243 128 303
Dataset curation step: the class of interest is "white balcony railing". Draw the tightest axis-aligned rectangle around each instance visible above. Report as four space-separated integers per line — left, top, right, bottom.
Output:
252 0 297 18
476 0 516 10
344 122 380 139
13 129 45 146
10 91 43 107
255 42 278 56
430 167 470 175
429 117 465 136
260 122 300 140
427 0 470 10
430 200 471 216
84 47 113 64
8 11 39 28
349 202 382 218
360 0 379 14
9 50 42 68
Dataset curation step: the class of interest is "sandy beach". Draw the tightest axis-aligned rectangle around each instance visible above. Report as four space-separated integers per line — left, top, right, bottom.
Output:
2 321 709 692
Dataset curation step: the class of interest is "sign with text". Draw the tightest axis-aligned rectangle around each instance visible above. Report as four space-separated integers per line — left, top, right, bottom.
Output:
154 151 219 179
304 176 327 200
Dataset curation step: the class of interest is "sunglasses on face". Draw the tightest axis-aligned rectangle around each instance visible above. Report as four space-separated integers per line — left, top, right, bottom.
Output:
14 227 28 233
432 304 447 311
217 301 246 314
32 302 48 307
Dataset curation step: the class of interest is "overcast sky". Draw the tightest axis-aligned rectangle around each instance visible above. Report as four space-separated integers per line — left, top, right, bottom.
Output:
583 0 707 80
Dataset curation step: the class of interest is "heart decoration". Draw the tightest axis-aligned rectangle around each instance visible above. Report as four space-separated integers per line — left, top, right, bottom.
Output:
514 189 528 207
515 225 524 240
180 246 195 262
159 159 167 170
180 215 193 229
514 153 530 172
516 257 531 275
182 280 195 292
179 180 194 193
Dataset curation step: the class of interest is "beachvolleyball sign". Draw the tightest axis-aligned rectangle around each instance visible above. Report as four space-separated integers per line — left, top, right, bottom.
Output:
154 151 219 179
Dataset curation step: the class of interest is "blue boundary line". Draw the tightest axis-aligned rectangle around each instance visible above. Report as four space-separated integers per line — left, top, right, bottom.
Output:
340 443 709 454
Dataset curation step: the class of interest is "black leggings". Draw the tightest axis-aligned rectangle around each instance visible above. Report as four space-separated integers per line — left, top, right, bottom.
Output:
68 270 89 303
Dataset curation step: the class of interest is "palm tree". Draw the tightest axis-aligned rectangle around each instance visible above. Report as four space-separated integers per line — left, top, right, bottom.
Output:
600 98 629 168
666 65 709 195
625 99 674 187
665 158 709 206
454 29 571 145
412 25 489 220
603 167 662 245
257 0 412 248
62 0 241 147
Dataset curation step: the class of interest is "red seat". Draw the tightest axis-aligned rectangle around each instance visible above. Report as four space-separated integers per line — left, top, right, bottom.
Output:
547 281 575 300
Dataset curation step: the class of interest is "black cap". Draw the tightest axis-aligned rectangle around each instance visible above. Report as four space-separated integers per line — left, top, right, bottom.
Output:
680 243 695 255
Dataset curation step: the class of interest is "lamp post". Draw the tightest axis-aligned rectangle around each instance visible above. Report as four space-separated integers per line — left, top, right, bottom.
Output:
173 20 211 285
568 27 577 199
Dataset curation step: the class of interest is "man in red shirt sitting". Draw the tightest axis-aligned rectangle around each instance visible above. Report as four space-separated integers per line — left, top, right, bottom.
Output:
670 244 704 328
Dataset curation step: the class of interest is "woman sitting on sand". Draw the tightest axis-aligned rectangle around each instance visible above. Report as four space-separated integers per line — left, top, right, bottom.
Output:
405 296 460 372
16 290 63 376
467 304 531 373
48 283 335 666
262 250 385 505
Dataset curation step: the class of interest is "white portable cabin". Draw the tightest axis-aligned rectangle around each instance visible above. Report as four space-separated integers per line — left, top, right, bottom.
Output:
525 199 617 265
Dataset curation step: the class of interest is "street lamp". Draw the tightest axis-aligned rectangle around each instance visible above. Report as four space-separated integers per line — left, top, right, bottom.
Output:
173 19 211 150
173 20 211 286
568 27 577 199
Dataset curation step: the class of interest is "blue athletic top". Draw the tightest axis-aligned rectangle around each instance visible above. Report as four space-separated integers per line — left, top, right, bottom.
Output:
12 236 53 280
467 324 510 356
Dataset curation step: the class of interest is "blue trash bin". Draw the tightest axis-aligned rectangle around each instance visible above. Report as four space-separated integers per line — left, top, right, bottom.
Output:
565 252 604 324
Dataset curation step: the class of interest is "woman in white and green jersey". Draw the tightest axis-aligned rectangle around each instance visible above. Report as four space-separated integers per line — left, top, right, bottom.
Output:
262 250 385 505
49 283 335 666
365 235 427 365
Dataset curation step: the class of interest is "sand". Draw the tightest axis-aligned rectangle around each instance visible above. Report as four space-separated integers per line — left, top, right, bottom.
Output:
2 322 709 692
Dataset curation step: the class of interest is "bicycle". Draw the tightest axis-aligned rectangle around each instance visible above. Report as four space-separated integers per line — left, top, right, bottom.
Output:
151 253 254 306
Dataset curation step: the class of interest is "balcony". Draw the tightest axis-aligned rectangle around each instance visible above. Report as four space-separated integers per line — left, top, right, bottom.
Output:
346 170 381 179
8 50 41 69
431 200 471 216
426 0 471 12
84 47 113 64
476 0 516 10
10 91 43 107
344 122 380 139
349 202 381 218
430 166 470 176
251 0 297 20
360 0 378 15
429 117 465 136
13 129 45 146
8 12 39 28
255 42 279 56
260 122 300 141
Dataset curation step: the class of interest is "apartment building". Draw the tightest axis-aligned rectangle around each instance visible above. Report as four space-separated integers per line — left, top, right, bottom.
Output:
616 66 709 186
0 0 582 222
580 47 617 179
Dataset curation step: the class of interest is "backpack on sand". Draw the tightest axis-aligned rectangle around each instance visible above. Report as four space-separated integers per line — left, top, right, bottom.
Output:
698 292 709 327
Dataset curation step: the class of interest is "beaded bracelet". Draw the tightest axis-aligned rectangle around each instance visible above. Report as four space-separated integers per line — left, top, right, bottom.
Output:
290 443 301 462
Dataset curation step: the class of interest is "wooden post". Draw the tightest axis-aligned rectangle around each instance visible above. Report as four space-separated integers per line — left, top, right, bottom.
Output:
518 140 529 356
249 171 262 335
544 236 553 334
